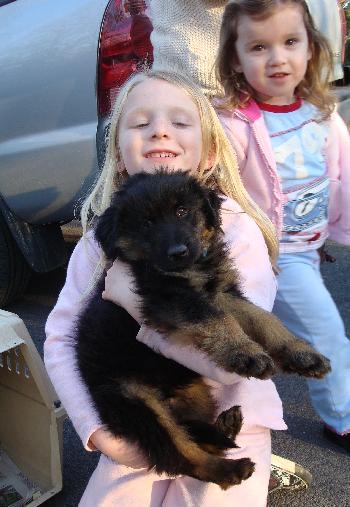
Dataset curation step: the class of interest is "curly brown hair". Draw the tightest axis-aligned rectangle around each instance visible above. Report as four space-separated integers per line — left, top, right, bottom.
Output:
216 0 335 117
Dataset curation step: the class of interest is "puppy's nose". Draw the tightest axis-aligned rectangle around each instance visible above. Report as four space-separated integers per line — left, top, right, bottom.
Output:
167 244 189 260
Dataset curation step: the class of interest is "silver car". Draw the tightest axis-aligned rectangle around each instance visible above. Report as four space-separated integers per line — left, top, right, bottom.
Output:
0 0 153 305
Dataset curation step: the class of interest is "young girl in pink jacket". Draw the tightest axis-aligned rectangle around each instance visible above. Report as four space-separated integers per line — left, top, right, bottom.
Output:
216 0 350 452
44 69 287 507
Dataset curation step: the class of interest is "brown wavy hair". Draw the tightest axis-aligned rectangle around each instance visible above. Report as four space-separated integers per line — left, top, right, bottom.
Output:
216 0 335 117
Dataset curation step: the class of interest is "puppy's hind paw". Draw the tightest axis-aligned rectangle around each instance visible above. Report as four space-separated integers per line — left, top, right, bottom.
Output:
216 405 243 441
217 457 255 490
235 457 255 482
229 351 276 379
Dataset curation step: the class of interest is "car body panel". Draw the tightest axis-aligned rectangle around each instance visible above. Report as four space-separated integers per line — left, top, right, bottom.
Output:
0 0 108 224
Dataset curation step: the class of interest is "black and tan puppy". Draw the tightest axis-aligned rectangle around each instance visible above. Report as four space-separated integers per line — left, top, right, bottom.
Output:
75 170 330 488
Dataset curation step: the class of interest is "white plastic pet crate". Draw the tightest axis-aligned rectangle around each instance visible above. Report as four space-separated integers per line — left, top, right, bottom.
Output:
0 309 66 506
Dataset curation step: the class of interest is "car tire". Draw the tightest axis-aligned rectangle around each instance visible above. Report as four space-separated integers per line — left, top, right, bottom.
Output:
0 212 31 307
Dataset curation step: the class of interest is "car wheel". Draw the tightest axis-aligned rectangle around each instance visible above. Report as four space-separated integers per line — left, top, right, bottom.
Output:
0 212 31 307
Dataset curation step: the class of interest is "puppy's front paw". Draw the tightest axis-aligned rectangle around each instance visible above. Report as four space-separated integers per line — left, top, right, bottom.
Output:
228 351 275 379
280 348 331 378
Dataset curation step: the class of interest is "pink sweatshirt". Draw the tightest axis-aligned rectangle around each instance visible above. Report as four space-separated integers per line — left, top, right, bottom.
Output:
44 196 286 506
218 100 350 248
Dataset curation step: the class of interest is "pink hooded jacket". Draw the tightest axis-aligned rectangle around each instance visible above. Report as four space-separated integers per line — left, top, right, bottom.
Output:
218 100 350 248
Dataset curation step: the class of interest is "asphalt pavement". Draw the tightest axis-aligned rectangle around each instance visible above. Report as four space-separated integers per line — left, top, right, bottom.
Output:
6 240 350 507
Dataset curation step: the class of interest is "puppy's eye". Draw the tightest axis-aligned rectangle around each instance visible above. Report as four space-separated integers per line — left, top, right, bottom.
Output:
175 207 189 218
143 219 153 228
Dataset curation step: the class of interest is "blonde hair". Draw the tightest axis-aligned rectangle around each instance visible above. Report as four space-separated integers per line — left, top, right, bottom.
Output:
81 69 279 268
216 0 335 117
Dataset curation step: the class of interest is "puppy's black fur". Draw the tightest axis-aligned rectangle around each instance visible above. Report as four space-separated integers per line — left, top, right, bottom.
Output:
75 170 330 488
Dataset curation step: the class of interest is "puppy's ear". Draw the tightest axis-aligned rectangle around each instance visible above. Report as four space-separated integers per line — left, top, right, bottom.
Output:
95 204 120 260
203 188 223 229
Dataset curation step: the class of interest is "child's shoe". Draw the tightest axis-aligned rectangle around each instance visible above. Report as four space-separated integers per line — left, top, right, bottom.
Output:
268 454 312 494
323 426 350 453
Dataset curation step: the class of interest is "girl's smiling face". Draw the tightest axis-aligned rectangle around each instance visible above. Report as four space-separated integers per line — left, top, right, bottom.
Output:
233 4 311 105
118 78 204 176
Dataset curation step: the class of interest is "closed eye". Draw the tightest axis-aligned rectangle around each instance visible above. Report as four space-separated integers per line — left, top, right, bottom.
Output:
173 121 190 128
133 122 149 128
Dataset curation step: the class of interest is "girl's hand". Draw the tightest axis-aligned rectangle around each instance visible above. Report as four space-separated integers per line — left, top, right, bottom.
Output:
89 427 149 469
102 260 142 323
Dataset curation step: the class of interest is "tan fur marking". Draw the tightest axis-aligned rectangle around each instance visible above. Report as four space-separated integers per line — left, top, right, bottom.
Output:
170 381 216 421
167 315 265 369
116 237 144 261
220 296 304 351
201 227 215 241
121 381 218 466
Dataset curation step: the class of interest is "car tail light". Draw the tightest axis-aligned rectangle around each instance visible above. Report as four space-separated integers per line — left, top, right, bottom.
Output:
98 0 153 118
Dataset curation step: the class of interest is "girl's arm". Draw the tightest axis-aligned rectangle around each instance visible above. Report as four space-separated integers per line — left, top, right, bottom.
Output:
44 235 148 467
103 197 277 384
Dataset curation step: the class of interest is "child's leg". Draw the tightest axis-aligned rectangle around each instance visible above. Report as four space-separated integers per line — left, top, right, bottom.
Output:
79 455 171 507
273 250 350 434
162 425 271 507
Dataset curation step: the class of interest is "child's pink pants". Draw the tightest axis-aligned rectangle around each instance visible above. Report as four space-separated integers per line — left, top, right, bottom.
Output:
79 425 271 507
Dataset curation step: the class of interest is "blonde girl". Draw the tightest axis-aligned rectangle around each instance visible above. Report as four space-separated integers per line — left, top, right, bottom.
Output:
82 69 278 264
216 0 350 453
45 69 287 507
